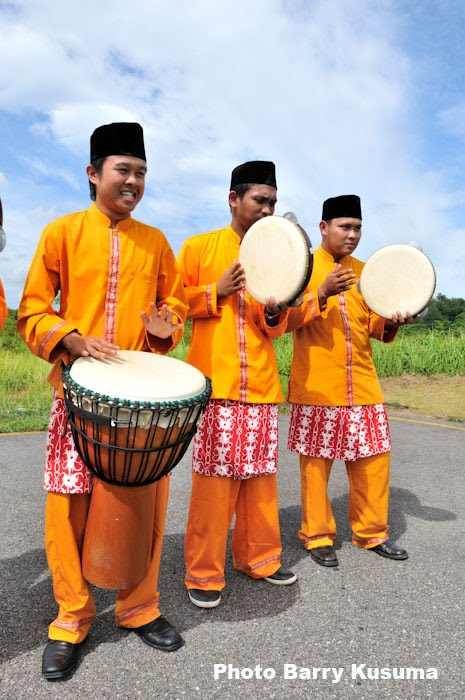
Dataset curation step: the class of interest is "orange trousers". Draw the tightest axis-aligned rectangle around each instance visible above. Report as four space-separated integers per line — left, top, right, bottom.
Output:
299 453 390 550
184 473 282 590
45 476 170 643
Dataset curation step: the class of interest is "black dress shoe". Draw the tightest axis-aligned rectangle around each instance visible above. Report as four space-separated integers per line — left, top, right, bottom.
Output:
370 541 408 560
135 617 183 652
309 545 338 567
42 640 82 681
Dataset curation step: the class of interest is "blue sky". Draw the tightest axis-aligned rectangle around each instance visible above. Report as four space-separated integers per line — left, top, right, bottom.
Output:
0 0 464 307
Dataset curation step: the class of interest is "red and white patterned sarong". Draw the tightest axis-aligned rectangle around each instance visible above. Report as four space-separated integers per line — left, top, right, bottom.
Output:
192 399 279 479
287 403 391 462
44 394 94 494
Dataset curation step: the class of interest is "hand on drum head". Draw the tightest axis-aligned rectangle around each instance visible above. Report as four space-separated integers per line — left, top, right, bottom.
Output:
217 260 246 299
61 332 120 359
141 302 183 339
386 310 414 326
264 296 289 317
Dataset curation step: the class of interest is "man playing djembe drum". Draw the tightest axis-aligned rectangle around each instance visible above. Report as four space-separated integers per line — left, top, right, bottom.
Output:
286 194 411 567
178 160 297 610
17 122 188 680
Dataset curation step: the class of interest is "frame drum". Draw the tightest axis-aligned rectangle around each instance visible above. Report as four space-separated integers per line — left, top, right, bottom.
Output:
359 244 436 319
238 215 313 304
62 351 211 589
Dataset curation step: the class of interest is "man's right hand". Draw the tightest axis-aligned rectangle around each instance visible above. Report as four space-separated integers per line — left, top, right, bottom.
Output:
60 332 120 360
217 261 246 299
318 264 357 308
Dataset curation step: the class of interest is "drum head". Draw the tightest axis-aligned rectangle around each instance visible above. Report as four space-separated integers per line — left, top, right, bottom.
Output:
238 215 312 304
68 350 206 402
359 244 436 319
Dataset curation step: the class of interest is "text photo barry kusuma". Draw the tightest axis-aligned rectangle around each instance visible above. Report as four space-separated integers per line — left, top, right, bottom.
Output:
213 663 439 683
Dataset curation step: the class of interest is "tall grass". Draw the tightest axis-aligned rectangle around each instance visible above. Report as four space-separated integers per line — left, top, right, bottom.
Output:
0 351 52 432
1 326 464 432
274 328 465 379
372 328 465 377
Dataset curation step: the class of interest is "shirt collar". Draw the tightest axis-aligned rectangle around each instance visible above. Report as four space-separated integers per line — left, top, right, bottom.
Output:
317 244 351 265
88 203 132 230
226 224 242 245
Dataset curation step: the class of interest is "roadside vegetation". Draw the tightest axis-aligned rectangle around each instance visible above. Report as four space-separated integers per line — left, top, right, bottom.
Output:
1 293 464 432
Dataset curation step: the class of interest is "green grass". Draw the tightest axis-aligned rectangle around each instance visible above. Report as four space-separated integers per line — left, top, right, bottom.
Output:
273 327 465 379
372 328 465 377
0 351 53 432
1 325 464 433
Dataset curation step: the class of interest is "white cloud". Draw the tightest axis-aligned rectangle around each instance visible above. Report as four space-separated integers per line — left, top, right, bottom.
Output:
0 0 464 305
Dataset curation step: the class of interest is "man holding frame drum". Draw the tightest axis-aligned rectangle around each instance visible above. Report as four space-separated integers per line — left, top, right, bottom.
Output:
286 194 411 568
178 160 297 610
0 197 7 330
17 122 188 679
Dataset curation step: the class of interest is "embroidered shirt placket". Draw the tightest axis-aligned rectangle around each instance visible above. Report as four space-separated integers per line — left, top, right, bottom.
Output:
339 292 354 405
237 288 248 402
104 228 120 342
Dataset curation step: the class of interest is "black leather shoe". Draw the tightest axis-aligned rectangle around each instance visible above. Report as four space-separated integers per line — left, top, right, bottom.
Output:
309 545 338 567
42 640 82 681
370 541 408 560
135 617 183 652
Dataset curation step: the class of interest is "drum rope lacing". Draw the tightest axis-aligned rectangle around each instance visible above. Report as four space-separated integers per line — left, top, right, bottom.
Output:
62 363 212 486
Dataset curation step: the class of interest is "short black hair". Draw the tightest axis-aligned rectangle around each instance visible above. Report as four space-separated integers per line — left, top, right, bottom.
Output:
88 157 107 201
231 183 255 198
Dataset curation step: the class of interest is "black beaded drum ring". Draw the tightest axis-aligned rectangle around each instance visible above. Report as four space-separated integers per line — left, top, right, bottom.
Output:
62 351 212 486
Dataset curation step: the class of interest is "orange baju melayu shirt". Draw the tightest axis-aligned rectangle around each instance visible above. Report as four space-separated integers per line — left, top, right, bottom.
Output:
287 245 397 407
18 203 188 395
0 279 6 330
177 224 287 403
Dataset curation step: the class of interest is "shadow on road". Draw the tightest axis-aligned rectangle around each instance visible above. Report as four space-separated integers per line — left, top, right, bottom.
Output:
0 488 455 664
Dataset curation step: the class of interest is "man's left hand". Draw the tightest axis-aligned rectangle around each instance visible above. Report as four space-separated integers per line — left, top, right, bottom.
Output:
386 310 414 327
264 296 289 317
141 302 183 338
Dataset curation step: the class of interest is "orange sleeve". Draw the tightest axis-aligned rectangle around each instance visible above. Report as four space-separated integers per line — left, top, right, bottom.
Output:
285 291 323 332
368 311 398 344
255 304 290 339
146 241 189 353
177 240 221 319
0 279 7 330
16 224 78 362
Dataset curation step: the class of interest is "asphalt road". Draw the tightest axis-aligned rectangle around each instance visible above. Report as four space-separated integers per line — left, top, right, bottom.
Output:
1 414 464 700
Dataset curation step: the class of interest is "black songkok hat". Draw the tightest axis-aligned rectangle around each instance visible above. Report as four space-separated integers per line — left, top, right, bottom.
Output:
322 194 362 221
230 160 277 190
90 122 146 163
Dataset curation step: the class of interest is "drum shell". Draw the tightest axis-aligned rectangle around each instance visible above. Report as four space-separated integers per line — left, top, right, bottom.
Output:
359 244 436 319
239 215 313 304
82 480 156 589
66 395 200 486
61 352 212 590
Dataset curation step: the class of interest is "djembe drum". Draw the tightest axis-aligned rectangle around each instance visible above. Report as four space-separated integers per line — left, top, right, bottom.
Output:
62 351 211 590
238 213 313 304
359 244 436 319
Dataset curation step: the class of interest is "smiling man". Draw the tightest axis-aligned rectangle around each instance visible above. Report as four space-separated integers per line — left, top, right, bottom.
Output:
286 194 411 568
17 122 188 680
177 161 297 610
